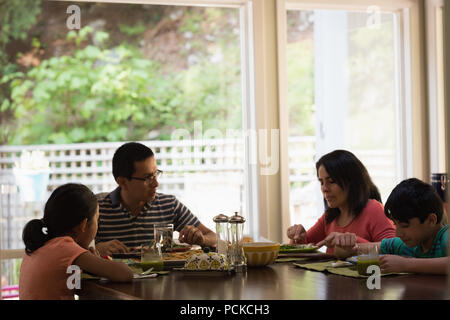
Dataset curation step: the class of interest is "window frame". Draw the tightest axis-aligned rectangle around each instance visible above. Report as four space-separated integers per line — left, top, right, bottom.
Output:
0 0 261 294
443 0 450 285
276 0 428 243
425 0 447 173
54 0 260 238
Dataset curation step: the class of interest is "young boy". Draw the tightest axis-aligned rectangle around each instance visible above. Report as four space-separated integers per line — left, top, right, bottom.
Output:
335 178 448 275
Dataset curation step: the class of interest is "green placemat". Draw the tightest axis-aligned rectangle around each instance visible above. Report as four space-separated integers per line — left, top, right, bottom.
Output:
293 261 408 278
275 257 311 263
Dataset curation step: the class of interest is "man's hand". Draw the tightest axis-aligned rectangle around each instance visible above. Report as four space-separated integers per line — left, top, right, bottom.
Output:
380 255 408 274
88 246 101 257
179 225 205 246
95 240 130 256
316 232 357 250
286 224 306 244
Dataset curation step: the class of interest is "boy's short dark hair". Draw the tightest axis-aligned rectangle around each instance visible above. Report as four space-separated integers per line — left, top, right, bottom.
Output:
112 142 154 180
384 178 443 224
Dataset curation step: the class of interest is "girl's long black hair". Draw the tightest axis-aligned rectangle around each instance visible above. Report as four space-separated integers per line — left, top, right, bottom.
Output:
316 150 381 224
22 183 98 255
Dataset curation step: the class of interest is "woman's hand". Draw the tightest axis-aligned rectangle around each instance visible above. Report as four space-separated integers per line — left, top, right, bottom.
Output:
286 224 306 244
316 232 357 249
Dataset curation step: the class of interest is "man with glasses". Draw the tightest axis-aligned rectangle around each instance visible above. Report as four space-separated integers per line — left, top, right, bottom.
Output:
95 142 216 256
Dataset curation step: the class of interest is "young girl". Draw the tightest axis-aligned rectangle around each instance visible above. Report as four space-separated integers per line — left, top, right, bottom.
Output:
19 183 134 300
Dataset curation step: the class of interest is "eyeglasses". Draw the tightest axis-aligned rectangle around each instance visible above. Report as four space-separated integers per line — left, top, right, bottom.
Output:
130 170 163 184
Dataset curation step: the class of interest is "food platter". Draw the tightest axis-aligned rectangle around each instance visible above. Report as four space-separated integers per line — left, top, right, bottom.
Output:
277 244 334 260
171 244 193 252
163 249 203 260
279 244 319 254
111 247 200 260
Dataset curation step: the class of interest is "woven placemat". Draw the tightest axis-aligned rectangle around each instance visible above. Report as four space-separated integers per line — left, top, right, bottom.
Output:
293 261 407 278
275 257 311 263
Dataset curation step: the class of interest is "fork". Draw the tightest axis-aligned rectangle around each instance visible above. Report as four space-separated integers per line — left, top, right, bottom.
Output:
140 267 154 275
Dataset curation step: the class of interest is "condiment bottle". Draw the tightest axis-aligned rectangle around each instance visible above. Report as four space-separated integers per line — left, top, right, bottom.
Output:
228 211 247 272
213 214 230 256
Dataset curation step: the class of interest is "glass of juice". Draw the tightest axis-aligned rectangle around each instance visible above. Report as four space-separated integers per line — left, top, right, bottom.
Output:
141 240 164 271
356 243 380 276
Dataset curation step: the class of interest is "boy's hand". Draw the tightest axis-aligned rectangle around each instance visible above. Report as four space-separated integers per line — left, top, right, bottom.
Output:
380 255 408 274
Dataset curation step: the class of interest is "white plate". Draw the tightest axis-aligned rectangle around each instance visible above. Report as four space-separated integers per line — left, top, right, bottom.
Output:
346 255 384 264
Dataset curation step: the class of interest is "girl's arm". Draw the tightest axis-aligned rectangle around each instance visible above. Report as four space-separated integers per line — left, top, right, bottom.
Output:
73 251 134 282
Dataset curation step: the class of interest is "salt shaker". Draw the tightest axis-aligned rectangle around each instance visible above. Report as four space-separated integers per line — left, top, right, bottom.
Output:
228 211 247 272
213 214 230 256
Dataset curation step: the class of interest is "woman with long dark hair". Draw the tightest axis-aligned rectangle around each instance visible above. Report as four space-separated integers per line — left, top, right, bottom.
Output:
286 150 395 255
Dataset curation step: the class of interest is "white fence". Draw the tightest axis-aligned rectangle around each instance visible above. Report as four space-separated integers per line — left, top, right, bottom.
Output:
0 137 395 250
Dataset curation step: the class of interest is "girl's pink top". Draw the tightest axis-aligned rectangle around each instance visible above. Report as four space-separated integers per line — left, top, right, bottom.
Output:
302 199 396 255
19 236 87 300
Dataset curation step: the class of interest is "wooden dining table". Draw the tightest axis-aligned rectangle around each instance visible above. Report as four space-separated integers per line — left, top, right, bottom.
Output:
76 261 448 300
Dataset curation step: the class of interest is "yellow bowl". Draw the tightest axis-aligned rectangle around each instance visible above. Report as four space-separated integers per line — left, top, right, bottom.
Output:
243 242 280 267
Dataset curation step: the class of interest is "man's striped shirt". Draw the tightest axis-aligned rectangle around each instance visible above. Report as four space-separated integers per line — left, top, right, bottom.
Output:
95 187 200 247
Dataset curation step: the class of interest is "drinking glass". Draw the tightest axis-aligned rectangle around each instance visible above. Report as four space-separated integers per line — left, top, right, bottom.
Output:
356 243 380 276
154 223 174 254
140 240 163 271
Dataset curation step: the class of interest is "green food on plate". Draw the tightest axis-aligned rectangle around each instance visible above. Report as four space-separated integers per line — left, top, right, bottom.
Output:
279 244 319 253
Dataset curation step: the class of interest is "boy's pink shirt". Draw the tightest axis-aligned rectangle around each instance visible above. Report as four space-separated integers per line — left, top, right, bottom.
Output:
303 199 396 255
19 236 88 300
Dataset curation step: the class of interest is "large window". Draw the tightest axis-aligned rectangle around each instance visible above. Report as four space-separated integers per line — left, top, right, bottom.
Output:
285 8 402 229
0 0 257 295
0 0 444 297
277 0 428 239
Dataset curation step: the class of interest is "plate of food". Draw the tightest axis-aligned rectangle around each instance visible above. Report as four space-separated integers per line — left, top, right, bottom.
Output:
279 244 319 254
171 243 193 252
172 251 232 277
163 249 204 260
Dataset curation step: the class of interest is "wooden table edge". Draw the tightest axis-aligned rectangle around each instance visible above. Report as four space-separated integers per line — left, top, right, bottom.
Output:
78 281 143 300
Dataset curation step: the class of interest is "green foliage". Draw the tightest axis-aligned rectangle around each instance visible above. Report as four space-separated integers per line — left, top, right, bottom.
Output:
119 22 146 36
0 0 42 53
0 0 42 144
5 26 242 145
347 21 396 149
286 40 315 136
180 9 204 34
